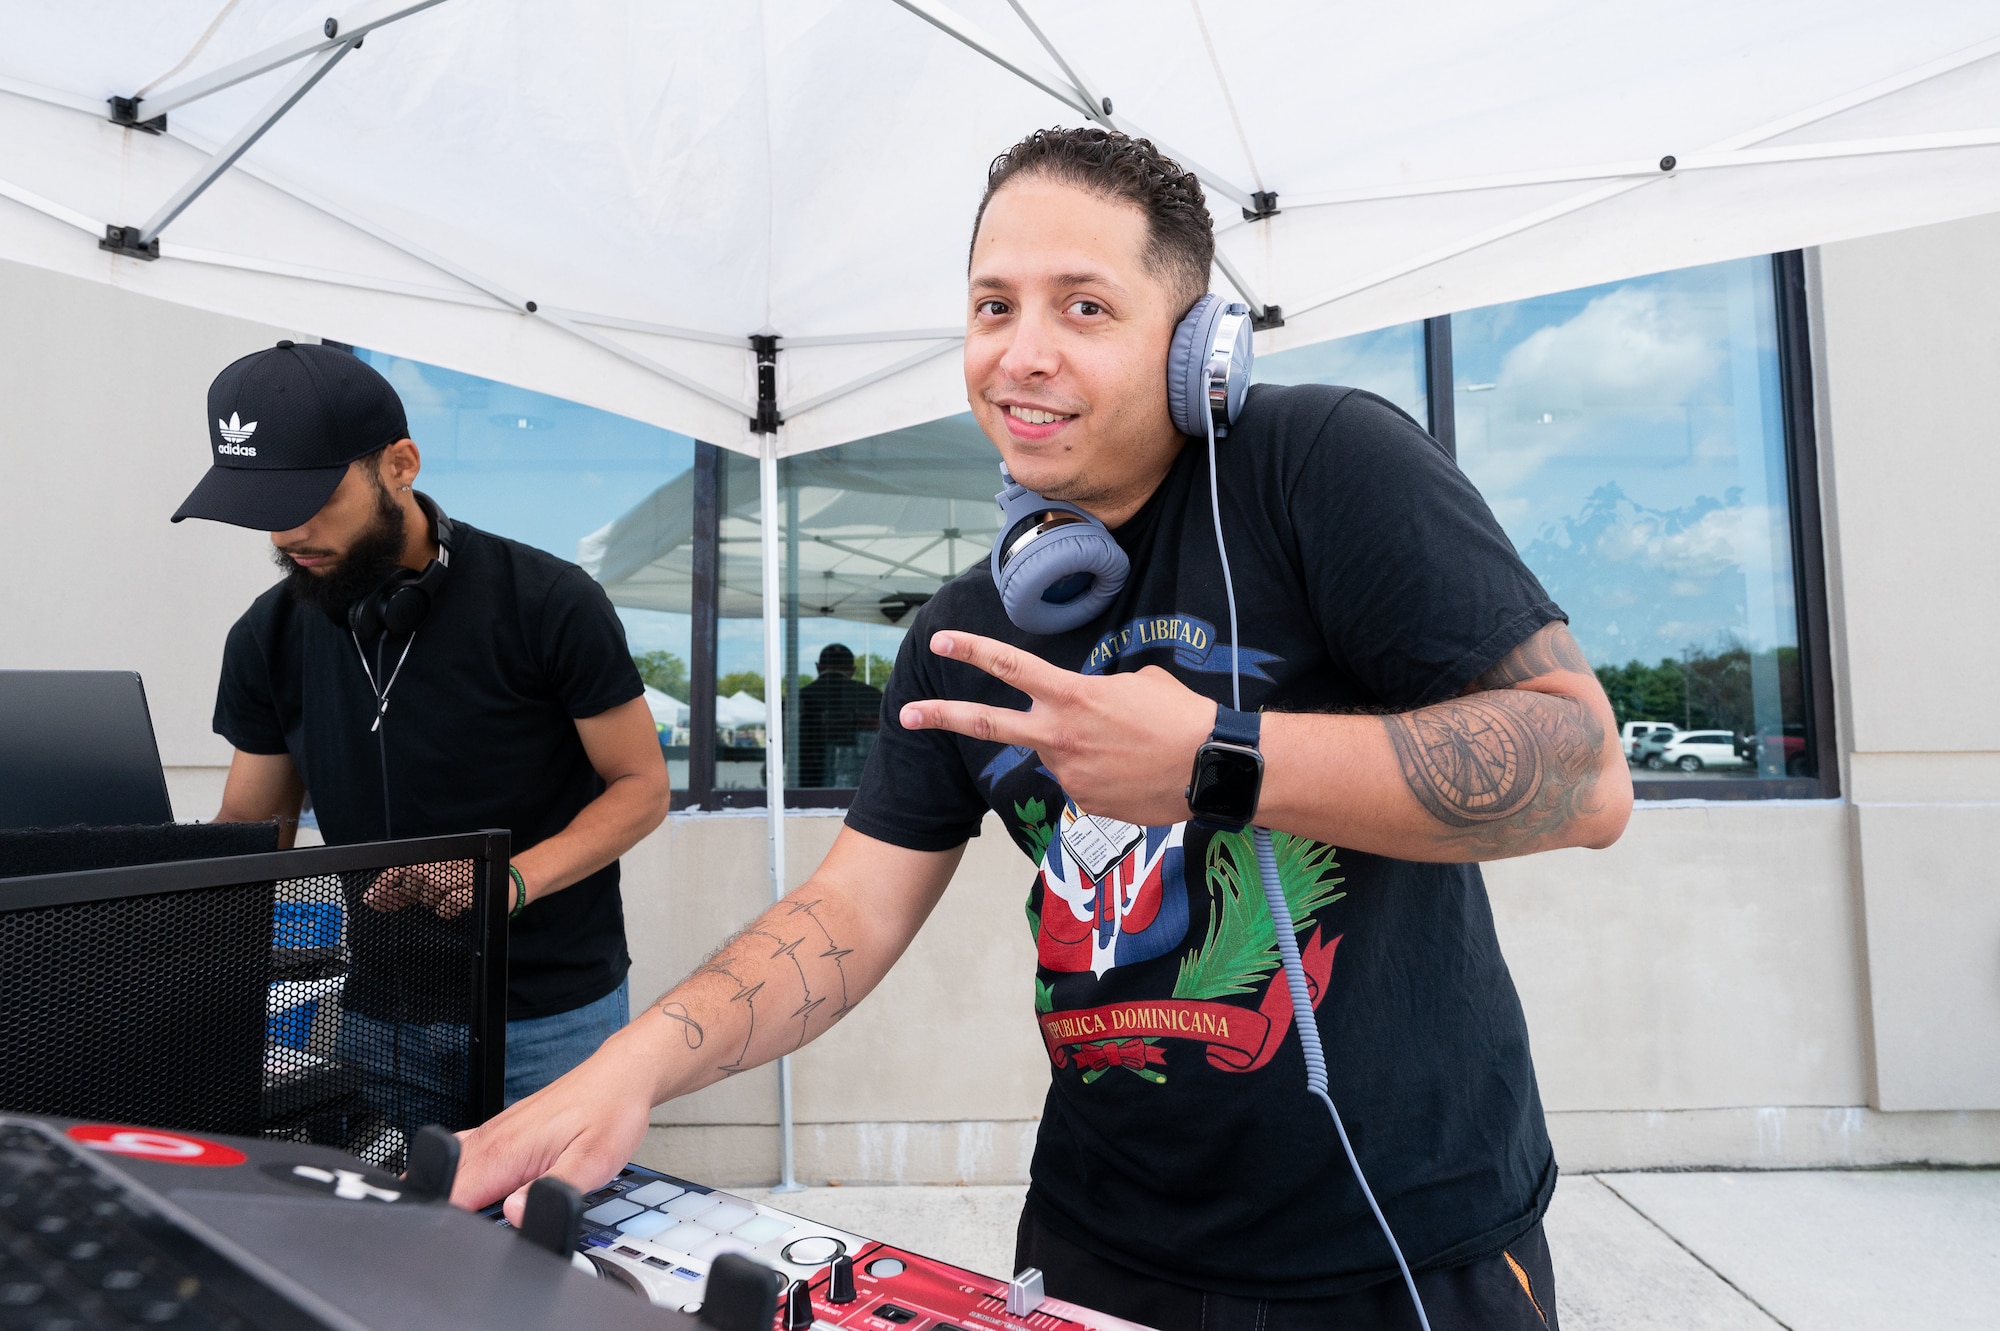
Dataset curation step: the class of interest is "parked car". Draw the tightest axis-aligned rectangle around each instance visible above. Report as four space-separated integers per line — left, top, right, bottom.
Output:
1622 721 1679 762
1635 727 1683 769
1657 730 1750 772
1755 723 1811 776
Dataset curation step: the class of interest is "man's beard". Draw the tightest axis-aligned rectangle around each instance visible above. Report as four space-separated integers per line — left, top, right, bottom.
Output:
275 484 408 627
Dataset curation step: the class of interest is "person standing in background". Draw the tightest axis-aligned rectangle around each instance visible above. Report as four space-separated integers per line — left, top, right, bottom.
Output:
173 341 672 1112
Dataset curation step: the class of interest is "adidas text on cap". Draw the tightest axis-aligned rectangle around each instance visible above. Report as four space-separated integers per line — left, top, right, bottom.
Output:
172 340 411 531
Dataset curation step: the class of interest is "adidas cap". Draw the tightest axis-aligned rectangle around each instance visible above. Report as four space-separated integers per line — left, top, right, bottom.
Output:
171 340 410 531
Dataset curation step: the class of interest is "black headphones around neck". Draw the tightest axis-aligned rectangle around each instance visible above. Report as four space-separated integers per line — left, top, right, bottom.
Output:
347 493 455 641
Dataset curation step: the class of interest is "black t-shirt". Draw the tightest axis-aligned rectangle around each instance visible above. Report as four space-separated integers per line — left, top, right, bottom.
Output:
847 386 1562 1298
215 515 644 1020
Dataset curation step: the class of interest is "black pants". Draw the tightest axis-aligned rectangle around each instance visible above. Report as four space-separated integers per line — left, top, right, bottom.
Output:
1015 1199 1557 1331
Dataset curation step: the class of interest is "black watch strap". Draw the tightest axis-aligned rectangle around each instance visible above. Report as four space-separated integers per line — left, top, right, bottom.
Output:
1210 706 1261 749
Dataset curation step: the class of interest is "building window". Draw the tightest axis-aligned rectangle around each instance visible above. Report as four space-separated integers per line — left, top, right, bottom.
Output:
1253 320 1429 425
353 249 1833 809
352 350 699 788
1445 254 1834 798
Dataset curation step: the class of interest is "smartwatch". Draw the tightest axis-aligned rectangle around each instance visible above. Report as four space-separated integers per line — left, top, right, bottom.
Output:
1185 706 1264 832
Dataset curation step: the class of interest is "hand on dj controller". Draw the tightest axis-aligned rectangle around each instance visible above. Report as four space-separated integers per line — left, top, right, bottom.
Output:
362 865 476 919
899 631 1218 828
451 1023 658 1220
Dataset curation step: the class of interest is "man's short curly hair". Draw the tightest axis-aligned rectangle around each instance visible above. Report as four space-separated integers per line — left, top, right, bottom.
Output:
971 127 1214 316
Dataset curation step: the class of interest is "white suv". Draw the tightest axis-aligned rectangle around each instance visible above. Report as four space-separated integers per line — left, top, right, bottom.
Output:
1622 721 1678 761
1658 730 1748 773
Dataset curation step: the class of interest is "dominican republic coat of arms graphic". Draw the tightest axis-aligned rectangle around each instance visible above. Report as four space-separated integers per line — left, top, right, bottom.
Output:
1019 796 1347 1085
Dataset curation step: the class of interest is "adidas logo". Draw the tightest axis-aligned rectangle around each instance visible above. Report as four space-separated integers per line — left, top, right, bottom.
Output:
217 412 258 456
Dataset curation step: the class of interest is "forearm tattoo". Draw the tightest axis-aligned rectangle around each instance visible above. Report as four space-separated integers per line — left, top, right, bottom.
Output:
661 895 855 1079
1382 626 1606 853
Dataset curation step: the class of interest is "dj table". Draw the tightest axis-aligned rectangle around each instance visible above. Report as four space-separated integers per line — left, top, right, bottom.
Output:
495 1160 1152 1331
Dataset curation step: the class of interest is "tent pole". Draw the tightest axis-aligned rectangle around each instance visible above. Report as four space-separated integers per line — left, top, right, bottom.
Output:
135 0 451 120
128 41 357 249
887 0 1256 211
759 433 802 1193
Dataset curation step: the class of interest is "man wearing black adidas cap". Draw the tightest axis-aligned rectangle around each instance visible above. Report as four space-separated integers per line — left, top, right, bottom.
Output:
175 339 672 1108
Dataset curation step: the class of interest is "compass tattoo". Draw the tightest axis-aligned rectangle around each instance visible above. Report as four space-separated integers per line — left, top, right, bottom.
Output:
1383 624 1607 854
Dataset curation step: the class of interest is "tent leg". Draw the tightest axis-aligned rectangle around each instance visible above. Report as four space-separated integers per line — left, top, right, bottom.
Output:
760 435 803 1193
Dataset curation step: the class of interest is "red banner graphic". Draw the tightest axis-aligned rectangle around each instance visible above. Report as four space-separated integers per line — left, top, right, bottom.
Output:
1040 930 1339 1075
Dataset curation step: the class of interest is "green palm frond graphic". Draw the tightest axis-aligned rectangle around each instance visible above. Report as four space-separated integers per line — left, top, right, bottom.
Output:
1172 830 1344 1002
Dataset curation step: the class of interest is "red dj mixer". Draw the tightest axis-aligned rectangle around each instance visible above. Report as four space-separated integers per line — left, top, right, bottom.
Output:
489 1161 1152 1331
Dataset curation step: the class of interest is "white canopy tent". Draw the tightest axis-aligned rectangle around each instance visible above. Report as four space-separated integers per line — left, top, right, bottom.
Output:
5 0 1999 1185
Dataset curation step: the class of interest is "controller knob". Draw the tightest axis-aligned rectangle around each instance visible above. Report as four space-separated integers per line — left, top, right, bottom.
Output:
784 1278 814 1329
826 1253 857 1305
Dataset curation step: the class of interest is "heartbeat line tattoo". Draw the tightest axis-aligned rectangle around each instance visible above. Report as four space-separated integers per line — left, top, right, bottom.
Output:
784 896 855 1017
675 895 857 1077
693 959 764 1075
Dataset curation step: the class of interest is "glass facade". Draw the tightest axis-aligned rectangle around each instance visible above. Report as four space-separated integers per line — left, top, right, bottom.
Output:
1451 258 1812 781
351 350 700 786
354 251 1826 805
1253 320 1428 423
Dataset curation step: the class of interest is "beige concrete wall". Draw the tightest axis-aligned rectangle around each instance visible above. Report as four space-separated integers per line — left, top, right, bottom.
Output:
1816 214 2000 1113
0 257 300 794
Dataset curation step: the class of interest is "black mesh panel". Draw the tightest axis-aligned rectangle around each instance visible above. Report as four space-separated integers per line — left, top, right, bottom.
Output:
1 850 493 1175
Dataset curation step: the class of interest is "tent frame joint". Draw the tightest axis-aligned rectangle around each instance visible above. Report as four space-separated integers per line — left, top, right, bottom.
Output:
106 96 166 135
99 225 160 261
1250 304 1284 332
750 334 783 435
1241 190 1280 222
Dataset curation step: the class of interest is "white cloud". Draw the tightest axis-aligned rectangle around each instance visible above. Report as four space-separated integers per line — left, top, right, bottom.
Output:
1500 285 1724 406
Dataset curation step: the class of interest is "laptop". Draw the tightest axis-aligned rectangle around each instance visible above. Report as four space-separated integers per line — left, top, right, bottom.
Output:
0 670 174 830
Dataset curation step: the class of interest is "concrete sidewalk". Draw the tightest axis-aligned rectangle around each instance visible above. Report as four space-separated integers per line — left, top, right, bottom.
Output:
749 1170 2000 1329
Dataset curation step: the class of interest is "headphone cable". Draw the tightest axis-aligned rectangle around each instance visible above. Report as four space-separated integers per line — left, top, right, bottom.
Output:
1204 403 1433 1331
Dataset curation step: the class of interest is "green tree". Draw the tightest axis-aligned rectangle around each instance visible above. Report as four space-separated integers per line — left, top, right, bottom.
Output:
717 670 765 701
631 650 689 701
855 653 896 690
1595 639 1805 736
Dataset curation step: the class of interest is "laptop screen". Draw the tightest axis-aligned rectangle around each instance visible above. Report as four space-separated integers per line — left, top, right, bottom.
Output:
0 670 173 830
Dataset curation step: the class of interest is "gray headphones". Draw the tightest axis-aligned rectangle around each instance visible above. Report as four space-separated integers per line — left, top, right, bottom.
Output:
991 295 1255 634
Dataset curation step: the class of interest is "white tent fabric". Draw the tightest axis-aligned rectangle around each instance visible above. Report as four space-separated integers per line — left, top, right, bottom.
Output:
3 1 1999 459
578 416 1000 624
642 686 689 731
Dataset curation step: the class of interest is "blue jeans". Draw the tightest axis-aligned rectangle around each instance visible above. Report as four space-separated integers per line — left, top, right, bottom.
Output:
335 979 631 1135
504 979 629 1106
335 1008 470 1141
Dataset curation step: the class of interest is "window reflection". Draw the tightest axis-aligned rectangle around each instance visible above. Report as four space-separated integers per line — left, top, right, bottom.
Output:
1253 321 1427 424
352 350 699 785
776 418 1002 789
1450 258 1810 780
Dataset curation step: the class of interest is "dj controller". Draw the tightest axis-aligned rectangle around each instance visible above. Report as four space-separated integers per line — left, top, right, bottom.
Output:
0 1113 1149 1331
492 1159 1151 1331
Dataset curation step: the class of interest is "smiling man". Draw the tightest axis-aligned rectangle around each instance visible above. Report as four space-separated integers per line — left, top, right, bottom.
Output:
453 128 1629 1330
173 342 671 1115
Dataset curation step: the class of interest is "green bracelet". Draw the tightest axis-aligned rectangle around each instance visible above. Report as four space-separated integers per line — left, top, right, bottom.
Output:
508 865 528 918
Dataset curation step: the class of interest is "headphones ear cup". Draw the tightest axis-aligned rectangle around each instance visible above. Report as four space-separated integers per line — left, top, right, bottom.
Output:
380 583 431 636
995 522 1130 635
1167 294 1221 437
348 589 383 640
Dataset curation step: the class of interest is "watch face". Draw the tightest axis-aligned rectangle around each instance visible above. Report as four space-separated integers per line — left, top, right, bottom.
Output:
1190 743 1263 827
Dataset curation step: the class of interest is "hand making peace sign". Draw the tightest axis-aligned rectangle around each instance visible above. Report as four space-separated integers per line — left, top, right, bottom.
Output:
898 631 1223 828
